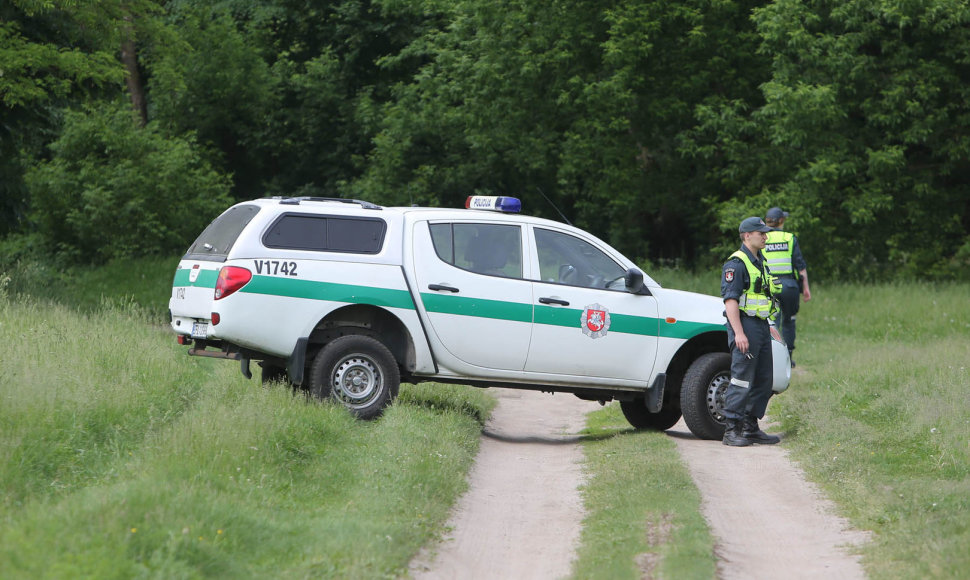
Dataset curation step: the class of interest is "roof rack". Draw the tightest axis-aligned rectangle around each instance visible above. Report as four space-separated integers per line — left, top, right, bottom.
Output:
275 196 383 210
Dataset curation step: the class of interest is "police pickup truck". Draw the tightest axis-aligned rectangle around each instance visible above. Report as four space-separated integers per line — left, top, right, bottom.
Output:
170 196 789 440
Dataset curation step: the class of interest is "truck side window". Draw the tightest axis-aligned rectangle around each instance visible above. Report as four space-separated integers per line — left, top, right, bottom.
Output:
534 228 625 288
263 214 386 253
430 223 523 279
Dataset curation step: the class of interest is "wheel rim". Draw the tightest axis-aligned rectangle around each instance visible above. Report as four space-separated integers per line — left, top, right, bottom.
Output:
705 371 730 424
331 354 382 409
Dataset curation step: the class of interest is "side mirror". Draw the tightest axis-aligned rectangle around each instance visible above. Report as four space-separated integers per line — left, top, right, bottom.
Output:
624 268 645 294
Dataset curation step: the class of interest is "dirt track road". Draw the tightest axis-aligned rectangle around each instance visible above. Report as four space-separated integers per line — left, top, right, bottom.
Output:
408 389 588 579
408 388 869 579
668 418 870 579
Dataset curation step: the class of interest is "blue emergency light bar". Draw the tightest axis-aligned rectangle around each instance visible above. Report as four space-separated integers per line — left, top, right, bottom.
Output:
465 195 522 213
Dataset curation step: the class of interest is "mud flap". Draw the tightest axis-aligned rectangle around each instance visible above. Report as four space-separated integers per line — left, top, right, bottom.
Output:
646 374 666 413
288 337 308 387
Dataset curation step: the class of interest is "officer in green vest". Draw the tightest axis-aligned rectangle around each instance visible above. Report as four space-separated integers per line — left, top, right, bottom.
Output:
764 207 811 366
720 217 782 446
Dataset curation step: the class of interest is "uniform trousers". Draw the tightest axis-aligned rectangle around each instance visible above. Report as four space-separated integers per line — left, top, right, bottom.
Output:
776 276 801 354
724 315 774 421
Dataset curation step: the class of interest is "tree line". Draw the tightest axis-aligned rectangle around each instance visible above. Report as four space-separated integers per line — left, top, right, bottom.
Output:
2 0 968 280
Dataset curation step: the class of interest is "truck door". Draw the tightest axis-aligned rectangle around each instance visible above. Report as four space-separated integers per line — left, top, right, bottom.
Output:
524 226 659 383
411 221 534 372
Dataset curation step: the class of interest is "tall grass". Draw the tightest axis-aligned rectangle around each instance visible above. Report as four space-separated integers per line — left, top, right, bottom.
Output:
0 292 494 578
1 256 178 320
776 281 970 578
644 262 721 296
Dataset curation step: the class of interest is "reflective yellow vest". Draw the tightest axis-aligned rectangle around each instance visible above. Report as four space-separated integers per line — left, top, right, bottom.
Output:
729 250 779 319
764 230 795 276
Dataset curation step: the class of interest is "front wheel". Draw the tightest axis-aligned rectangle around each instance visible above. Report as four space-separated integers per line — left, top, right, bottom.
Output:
308 335 400 420
619 399 681 431
680 352 731 440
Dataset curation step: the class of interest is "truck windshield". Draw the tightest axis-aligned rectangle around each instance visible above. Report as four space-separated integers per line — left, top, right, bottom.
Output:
183 205 260 261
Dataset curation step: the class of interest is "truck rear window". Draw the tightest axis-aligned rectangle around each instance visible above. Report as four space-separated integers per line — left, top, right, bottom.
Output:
262 214 387 254
183 205 260 261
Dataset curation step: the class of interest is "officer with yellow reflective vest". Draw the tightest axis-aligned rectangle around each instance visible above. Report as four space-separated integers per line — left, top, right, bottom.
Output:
764 207 811 366
720 217 783 446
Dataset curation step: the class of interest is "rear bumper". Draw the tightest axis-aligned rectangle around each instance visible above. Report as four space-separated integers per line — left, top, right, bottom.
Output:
180 337 307 386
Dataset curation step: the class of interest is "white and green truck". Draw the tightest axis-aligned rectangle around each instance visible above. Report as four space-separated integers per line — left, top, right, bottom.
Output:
170 196 789 439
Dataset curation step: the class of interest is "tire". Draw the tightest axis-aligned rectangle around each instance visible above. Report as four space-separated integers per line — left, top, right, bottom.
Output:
308 335 400 420
680 352 731 440
619 398 682 431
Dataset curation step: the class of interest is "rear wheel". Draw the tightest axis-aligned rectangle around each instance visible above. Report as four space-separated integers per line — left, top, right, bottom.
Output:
620 399 681 431
680 352 731 440
308 335 399 420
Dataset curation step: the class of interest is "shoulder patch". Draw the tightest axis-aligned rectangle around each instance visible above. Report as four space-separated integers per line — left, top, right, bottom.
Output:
724 268 735 283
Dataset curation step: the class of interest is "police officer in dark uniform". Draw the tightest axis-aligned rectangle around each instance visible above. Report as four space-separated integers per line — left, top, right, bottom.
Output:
764 207 811 366
720 217 782 446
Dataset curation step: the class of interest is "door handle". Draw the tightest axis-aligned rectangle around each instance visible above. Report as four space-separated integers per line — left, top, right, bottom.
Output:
538 297 570 306
428 283 460 293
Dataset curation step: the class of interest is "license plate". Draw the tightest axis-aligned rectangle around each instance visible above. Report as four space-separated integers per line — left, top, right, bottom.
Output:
191 322 208 339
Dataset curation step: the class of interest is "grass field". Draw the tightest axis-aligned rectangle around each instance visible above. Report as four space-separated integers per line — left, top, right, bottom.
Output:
0 270 494 578
1 256 178 320
774 282 970 578
2 258 968 578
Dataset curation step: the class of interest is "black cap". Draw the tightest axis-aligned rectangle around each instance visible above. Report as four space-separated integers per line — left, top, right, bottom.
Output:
766 207 789 220
739 216 771 233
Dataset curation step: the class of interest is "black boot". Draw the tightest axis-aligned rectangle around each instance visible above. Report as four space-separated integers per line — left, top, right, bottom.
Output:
722 419 752 447
743 416 780 445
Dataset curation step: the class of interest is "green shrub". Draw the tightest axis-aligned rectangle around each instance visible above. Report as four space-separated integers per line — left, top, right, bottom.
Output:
24 102 232 264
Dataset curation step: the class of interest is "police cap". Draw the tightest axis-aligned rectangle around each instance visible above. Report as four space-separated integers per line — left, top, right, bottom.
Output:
739 216 771 233
766 207 789 220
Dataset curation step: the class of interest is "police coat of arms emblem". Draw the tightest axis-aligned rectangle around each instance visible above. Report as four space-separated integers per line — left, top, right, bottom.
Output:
581 303 611 339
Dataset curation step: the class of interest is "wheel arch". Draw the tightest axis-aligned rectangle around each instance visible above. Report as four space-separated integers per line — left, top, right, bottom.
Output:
664 330 728 397
307 304 416 374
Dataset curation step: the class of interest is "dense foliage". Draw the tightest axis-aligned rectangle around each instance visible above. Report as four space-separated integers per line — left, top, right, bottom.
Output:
25 104 231 262
1 0 968 278
688 0 970 278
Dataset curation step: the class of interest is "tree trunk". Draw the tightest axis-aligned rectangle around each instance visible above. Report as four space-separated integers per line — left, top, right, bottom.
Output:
121 15 147 127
